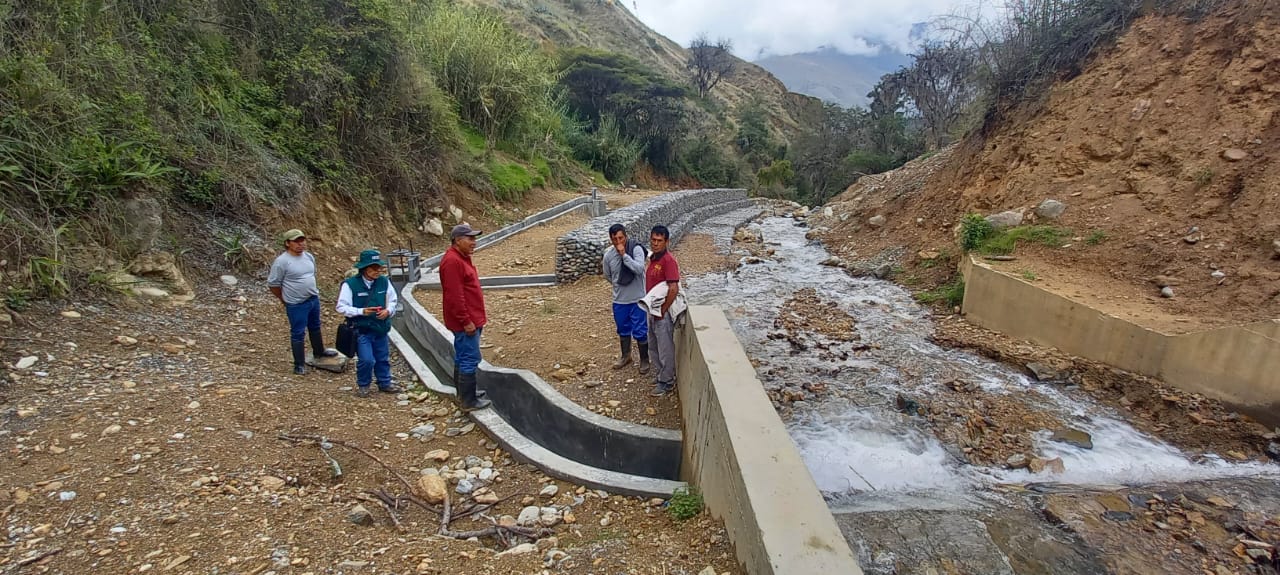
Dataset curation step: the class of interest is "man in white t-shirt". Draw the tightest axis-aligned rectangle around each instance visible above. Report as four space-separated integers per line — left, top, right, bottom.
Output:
267 229 337 375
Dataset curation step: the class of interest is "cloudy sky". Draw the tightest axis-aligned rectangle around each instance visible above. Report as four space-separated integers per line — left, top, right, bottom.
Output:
630 0 973 59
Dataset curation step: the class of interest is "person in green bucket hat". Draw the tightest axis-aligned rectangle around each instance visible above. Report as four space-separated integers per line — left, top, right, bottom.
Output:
336 249 404 397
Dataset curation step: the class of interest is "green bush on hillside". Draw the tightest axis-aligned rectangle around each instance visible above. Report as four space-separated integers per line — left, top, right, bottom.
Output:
487 160 537 202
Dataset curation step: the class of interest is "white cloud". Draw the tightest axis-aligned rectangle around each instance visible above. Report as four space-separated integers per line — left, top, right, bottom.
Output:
629 0 968 59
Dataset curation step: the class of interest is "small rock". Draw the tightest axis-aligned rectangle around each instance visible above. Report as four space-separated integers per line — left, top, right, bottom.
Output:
1006 454 1029 469
1221 148 1248 162
699 568 717 575
1160 286 1175 298
985 210 1024 230
416 474 447 504
1102 510 1134 522
1035 199 1067 220
474 491 500 504
868 215 887 227
1183 233 1201 245
1050 428 1094 449
186 401 200 410
424 218 444 237
1264 442 1280 461
338 560 370 569
1026 362 1061 381
60 310 81 318
409 424 435 438
1151 275 1180 288
101 424 122 437
551 368 576 382
1272 239 1280 259
1205 495 1234 508
517 506 540 526
822 207 833 217
1211 270 1226 279
918 250 941 260
259 476 286 491
114 335 139 346
347 504 374 526
14 356 38 370
58 491 77 501
497 543 537 557
219 275 238 287
820 256 844 267
540 485 559 498
455 479 475 495
425 449 450 462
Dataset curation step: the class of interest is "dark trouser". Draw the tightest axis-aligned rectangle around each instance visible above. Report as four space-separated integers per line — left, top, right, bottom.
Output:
647 313 676 386
285 295 324 366
355 331 392 388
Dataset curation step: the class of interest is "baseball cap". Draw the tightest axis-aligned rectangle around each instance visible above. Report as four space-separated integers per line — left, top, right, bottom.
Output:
282 229 306 243
450 224 483 240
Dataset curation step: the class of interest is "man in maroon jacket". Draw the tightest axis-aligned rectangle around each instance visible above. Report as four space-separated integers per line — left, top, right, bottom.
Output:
439 224 492 411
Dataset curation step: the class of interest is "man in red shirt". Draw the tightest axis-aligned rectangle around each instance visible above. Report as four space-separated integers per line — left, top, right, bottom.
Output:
645 225 681 396
439 224 491 411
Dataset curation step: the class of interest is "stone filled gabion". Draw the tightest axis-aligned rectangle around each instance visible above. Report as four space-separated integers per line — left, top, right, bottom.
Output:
555 189 751 283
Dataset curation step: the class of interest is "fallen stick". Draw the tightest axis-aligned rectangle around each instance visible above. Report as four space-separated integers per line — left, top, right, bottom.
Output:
848 465 877 491
17 547 63 566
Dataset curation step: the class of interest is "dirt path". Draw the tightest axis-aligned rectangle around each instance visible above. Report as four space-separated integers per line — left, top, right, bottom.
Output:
0 274 740 574
413 230 740 430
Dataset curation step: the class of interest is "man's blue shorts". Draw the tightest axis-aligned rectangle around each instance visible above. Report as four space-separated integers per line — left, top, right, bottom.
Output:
612 302 648 342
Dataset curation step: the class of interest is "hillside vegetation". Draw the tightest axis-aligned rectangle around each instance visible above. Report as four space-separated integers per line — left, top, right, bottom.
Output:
0 0 829 302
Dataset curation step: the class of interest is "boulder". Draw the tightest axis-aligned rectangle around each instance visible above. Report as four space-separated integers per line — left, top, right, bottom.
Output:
424 218 444 237
1160 286 1175 298
416 474 447 504
448 204 464 223
1050 428 1094 450
517 505 541 526
128 251 194 303
985 210 1024 230
1034 199 1066 220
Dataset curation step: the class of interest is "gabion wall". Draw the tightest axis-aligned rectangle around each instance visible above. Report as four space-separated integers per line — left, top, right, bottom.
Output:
554 189 750 283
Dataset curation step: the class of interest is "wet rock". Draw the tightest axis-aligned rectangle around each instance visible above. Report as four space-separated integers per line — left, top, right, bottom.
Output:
1007 454 1029 469
820 256 844 267
1160 286 1175 298
895 394 921 416
1265 442 1280 461
1026 362 1061 382
347 504 374 526
1035 199 1066 220
1050 428 1093 450
985 210 1024 230
868 215 887 227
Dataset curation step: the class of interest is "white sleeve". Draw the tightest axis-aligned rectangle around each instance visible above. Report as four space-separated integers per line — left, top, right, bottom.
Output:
336 283 362 318
386 281 399 316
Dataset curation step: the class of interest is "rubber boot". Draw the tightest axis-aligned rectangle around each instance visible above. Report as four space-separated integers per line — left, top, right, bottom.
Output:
458 372 492 411
310 331 337 358
637 340 650 375
454 362 486 400
291 340 307 375
611 336 632 369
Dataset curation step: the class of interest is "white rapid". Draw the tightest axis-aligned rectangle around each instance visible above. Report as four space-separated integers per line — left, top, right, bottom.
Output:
684 215 1275 507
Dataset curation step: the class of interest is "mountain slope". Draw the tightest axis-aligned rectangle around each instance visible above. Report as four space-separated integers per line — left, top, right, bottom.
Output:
756 48 912 108
814 0 1279 331
463 0 823 139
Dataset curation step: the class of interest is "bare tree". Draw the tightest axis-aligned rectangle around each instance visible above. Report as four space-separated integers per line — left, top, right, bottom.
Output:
900 41 977 150
686 34 735 97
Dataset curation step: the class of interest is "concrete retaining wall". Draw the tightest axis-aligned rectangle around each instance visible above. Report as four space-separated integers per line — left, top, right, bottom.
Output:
960 256 1280 422
555 189 749 283
397 284 684 496
677 306 863 575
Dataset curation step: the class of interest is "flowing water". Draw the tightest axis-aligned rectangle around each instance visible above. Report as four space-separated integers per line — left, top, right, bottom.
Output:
684 215 1278 573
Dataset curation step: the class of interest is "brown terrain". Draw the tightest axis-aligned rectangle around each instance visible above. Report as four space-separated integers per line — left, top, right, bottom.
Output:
0 186 743 574
813 0 1279 335
806 0 1279 468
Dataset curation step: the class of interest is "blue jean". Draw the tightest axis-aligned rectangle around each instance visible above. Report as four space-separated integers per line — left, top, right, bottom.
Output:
355 331 392 388
285 295 321 344
452 327 484 375
612 302 648 342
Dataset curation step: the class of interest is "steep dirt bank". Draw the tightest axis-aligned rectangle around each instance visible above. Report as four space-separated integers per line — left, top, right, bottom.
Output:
813 0 1279 333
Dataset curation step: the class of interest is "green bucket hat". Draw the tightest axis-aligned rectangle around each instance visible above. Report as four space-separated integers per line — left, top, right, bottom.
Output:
353 249 384 271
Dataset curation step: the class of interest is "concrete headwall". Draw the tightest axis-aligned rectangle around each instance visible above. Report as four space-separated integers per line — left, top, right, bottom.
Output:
960 256 1280 420
677 305 863 575
555 188 751 283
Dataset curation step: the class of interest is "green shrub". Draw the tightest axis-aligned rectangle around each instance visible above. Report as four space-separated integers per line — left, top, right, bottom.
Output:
566 114 643 182
487 160 536 201
978 225 1072 255
1085 230 1108 245
959 214 994 251
916 278 965 308
667 487 703 521
678 137 742 188
756 159 794 188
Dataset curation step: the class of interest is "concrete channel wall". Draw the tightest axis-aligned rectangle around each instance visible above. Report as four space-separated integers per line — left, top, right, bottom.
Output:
960 256 1280 422
420 195 599 272
555 188 750 283
677 306 864 575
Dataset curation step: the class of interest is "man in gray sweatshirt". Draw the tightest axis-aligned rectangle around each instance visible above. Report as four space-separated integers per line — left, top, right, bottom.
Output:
601 224 650 374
